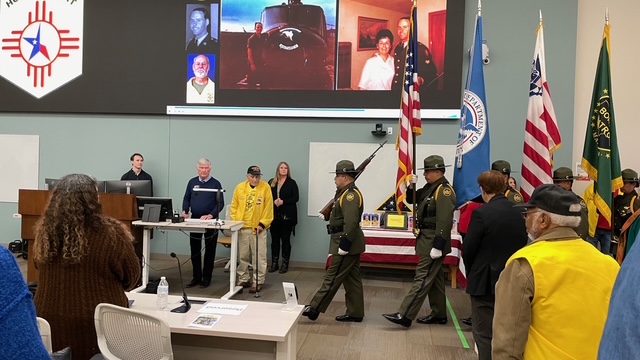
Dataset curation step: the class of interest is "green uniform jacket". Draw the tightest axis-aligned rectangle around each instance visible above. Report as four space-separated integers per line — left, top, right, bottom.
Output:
505 186 523 204
410 177 456 256
328 184 365 255
614 190 640 237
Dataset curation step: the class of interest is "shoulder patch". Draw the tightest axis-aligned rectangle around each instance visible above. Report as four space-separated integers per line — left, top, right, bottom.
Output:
580 199 587 208
513 193 523 203
442 188 452 197
346 193 355 202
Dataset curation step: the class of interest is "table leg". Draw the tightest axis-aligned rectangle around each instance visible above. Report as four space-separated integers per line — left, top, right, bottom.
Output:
222 229 242 299
131 227 151 293
448 264 457 289
277 324 296 360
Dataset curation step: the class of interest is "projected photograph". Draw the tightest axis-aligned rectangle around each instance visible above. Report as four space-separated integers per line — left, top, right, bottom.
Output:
186 54 216 104
337 0 447 107
220 0 337 90
185 4 220 54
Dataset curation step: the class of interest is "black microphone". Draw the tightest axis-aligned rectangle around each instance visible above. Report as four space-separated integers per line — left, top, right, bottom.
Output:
169 252 191 313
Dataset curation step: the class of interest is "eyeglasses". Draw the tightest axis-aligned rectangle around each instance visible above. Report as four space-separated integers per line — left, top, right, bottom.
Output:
521 210 540 220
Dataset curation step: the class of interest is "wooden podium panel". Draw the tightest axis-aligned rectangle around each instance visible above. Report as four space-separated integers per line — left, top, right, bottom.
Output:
18 189 141 282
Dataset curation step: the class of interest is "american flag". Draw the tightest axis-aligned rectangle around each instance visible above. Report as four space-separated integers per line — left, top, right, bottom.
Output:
520 18 561 201
396 5 422 211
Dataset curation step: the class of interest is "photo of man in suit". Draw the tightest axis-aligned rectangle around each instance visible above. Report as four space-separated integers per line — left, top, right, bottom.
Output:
186 6 219 54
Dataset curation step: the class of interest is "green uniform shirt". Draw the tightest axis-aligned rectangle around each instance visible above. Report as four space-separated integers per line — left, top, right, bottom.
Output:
505 186 523 204
614 190 640 237
328 184 365 255
413 177 456 256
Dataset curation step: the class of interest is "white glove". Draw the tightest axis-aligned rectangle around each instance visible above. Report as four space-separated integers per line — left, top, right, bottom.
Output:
430 248 443 259
318 213 325 220
410 175 417 184
338 248 348 256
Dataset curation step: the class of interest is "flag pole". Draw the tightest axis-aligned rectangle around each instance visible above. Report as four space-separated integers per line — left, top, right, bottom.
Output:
455 0 481 170
411 0 418 225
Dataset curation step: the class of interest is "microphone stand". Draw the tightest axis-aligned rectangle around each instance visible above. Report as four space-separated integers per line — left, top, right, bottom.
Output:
170 252 191 313
192 187 226 225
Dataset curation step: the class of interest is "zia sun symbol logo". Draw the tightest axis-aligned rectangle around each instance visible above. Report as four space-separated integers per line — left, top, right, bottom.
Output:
1 0 83 98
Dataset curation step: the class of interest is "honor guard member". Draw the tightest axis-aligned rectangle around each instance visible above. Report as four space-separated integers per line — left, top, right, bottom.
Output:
553 167 589 240
614 169 640 238
383 155 456 327
492 160 523 204
302 160 365 323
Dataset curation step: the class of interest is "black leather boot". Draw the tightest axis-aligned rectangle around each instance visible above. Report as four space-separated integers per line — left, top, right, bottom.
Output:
279 259 289 273
268 257 279 273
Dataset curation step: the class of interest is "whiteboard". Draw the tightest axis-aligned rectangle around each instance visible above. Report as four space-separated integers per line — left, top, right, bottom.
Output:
0 134 39 203
308 142 456 216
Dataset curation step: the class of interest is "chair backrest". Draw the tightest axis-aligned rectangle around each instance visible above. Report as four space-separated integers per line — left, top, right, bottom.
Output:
94 303 173 360
36 317 53 354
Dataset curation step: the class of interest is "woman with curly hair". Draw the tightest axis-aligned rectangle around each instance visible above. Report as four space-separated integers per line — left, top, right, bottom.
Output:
33 174 141 360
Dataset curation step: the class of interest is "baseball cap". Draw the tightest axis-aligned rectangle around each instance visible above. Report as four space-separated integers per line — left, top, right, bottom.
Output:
514 184 582 216
247 166 262 175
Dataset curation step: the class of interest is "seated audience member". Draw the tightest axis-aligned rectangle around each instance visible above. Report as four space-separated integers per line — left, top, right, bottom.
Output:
508 177 517 189
0 246 50 359
493 184 619 359
599 229 640 358
33 174 141 360
463 170 528 360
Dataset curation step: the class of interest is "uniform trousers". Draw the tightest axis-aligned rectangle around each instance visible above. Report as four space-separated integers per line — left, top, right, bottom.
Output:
470 294 495 360
310 254 364 317
398 254 446 320
236 228 268 285
189 229 218 282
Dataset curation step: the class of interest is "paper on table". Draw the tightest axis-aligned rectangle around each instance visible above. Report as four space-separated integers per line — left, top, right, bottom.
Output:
198 302 247 316
189 314 222 328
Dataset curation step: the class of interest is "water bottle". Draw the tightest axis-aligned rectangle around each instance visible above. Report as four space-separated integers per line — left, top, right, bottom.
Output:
156 276 169 310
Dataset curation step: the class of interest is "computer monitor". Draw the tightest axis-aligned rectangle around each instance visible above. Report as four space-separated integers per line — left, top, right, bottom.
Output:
44 178 106 192
135 196 172 221
105 180 152 197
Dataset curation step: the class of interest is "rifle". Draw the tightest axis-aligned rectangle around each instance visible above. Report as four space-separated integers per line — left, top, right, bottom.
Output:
318 140 388 220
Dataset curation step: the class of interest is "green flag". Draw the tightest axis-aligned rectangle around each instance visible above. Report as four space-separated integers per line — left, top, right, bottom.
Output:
581 23 623 225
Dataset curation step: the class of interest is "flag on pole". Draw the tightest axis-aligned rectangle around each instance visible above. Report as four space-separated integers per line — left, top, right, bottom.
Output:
581 21 622 224
395 4 422 211
520 16 562 202
452 6 490 208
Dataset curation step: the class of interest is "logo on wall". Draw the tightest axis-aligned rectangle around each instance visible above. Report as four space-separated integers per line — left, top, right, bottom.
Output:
0 0 83 99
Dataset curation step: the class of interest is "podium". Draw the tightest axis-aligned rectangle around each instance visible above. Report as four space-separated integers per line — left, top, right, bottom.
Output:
18 189 142 282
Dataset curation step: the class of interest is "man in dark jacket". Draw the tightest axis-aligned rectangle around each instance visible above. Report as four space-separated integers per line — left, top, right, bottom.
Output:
463 170 528 359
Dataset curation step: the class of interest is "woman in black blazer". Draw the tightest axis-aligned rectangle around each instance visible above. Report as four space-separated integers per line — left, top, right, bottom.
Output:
268 162 299 273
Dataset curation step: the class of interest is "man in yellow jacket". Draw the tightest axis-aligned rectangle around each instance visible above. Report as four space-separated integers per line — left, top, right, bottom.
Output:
493 184 619 359
230 166 274 293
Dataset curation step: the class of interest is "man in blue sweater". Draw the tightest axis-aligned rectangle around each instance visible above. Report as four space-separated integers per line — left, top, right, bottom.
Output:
182 158 224 288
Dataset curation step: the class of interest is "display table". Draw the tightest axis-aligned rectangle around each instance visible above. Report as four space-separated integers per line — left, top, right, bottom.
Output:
361 229 466 288
127 292 303 360
132 220 245 299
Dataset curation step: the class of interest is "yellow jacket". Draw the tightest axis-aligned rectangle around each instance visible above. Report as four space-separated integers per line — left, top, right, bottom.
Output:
230 180 274 232
507 238 619 359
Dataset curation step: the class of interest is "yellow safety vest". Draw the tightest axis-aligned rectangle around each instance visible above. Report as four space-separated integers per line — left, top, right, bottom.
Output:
506 239 619 359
